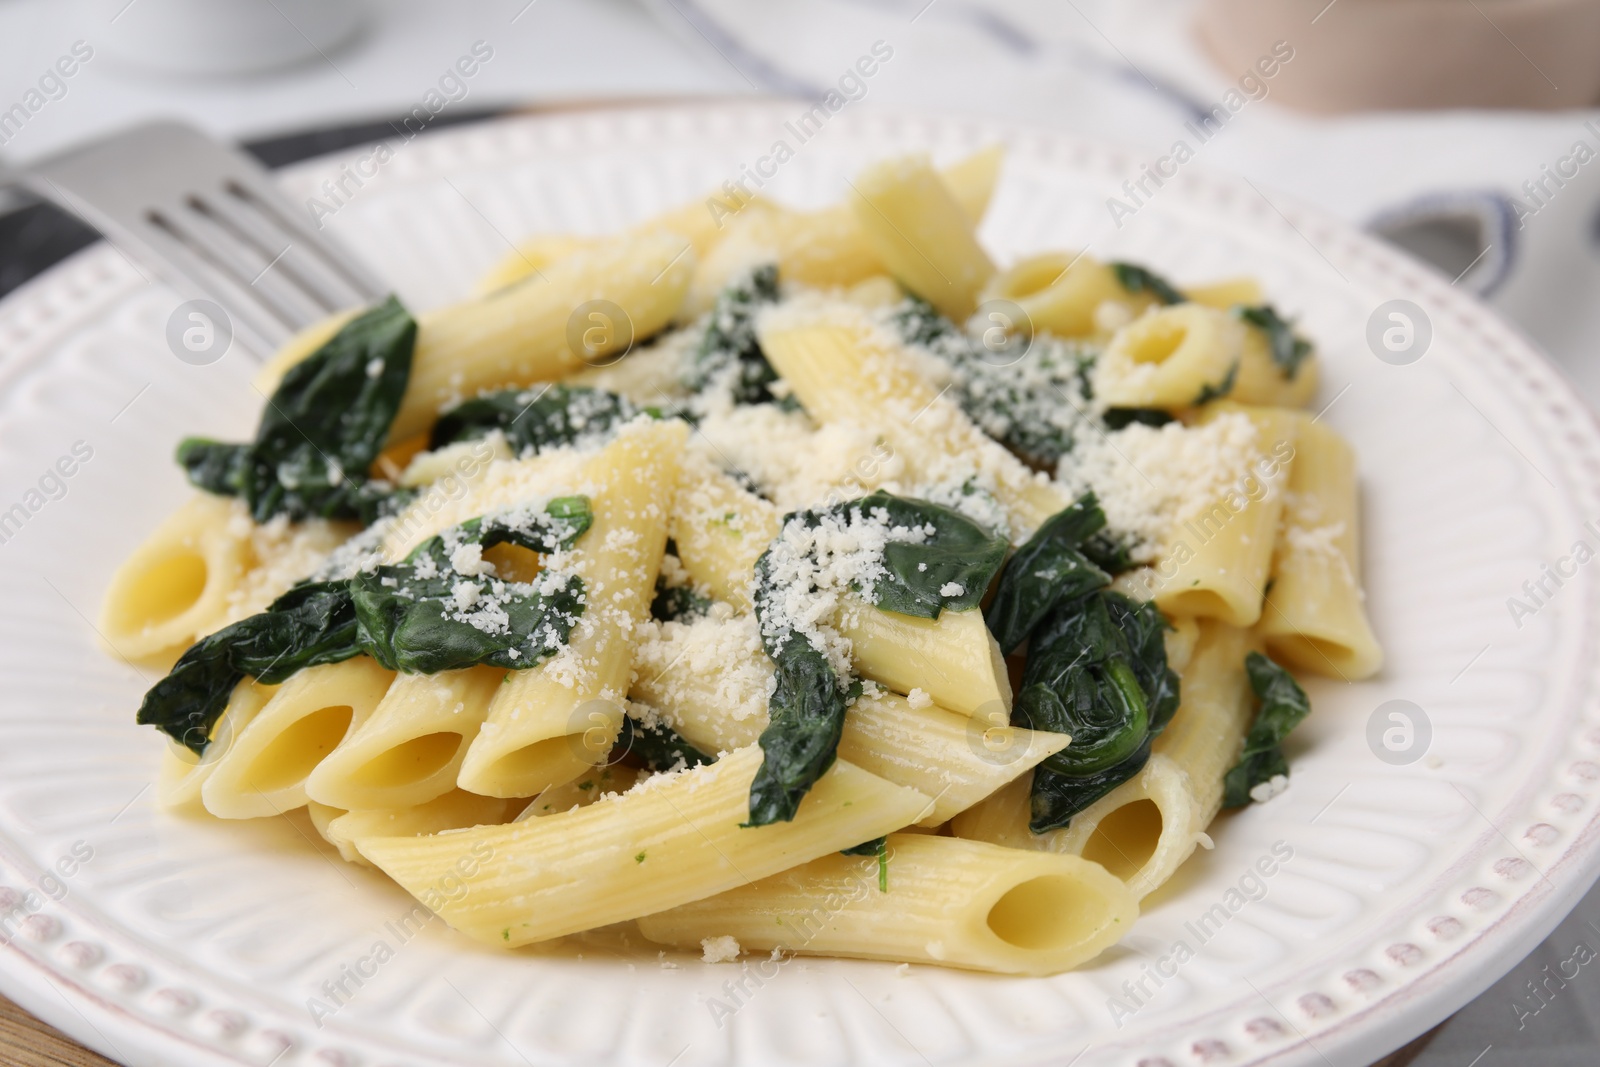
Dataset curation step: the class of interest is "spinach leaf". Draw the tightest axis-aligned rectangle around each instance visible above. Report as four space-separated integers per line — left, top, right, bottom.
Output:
1030 736 1154 830
1110 262 1184 306
859 491 1009 620
986 497 1180 834
1222 651 1312 807
986 493 1112 655
429 384 643 454
1235 305 1314 379
651 577 714 622
137 580 362 754
1193 360 1239 406
745 492 1008 824
745 628 855 826
891 296 1097 468
139 499 593 753
685 264 785 405
350 498 593 673
1020 592 1176 832
1015 592 1150 776
178 296 416 523
612 710 714 772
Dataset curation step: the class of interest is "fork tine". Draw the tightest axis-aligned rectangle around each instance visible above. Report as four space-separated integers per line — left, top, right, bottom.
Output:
200 186 373 314
14 120 388 360
222 176 386 304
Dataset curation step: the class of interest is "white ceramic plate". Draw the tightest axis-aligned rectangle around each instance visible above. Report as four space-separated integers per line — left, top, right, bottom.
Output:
1 103 1597 1067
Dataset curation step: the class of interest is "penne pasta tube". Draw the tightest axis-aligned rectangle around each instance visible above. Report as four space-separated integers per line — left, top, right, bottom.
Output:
686 149 1003 315
848 154 995 321
1093 303 1246 410
323 789 524 866
1230 325 1319 408
982 253 1140 339
757 302 1070 537
394 235 694 441
260 235 694 443
200 658 397 819
457 420 685 797
952 621 1255 901
843 605 1010 719
1256 414 1383 679
155 679 278 809
99 494 253 663
669 453 779 612
839 687 1066 826
1149 403 1299 627
941 143 1004 224
305 666 505 811
637 833 1137 976
357 747 933 946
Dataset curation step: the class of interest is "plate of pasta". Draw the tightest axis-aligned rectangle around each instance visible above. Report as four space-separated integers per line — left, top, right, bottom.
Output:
1 103 1598 1067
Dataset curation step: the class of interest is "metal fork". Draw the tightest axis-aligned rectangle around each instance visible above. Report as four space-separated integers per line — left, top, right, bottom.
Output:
2 120 386 358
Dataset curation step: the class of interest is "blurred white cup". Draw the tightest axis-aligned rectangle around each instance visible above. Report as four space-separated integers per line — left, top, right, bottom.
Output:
90 0 364 77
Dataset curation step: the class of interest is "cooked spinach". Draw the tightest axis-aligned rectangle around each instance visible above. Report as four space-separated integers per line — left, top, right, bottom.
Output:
985 493 1112 655
861 492 1009 620
650 576 714 622
685 264 785 405
985 495 1180 833
745 492 1010 825
1193 360 1239 406
612 710 714 772
1021 591 1179 832
351 498 593 673
1235 304 1313 379
429 384 644 454
744 625 856 827
1110 262 1184 306
178 296 416 523
1222 651 1312 807
891 296 1096 468
137 498 592 753
137 580 362 753
841 835 890 891
1102 408 1175 431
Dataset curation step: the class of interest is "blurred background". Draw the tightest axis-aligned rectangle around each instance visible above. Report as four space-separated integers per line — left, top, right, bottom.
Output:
2 1 1600 1064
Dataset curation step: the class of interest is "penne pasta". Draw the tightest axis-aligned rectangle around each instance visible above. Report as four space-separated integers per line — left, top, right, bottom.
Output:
637 833 1137 976
457 420 686 797
953 621 1256 901
200 658 397 819
305 666 505 811
1257 413 1383 679
848 154 995 321
358 747 932 946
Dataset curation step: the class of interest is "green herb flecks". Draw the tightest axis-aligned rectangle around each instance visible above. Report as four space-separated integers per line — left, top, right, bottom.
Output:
178 296 415 524
1222 651 1312 807
842 836 890 891
1235 304 1314 380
